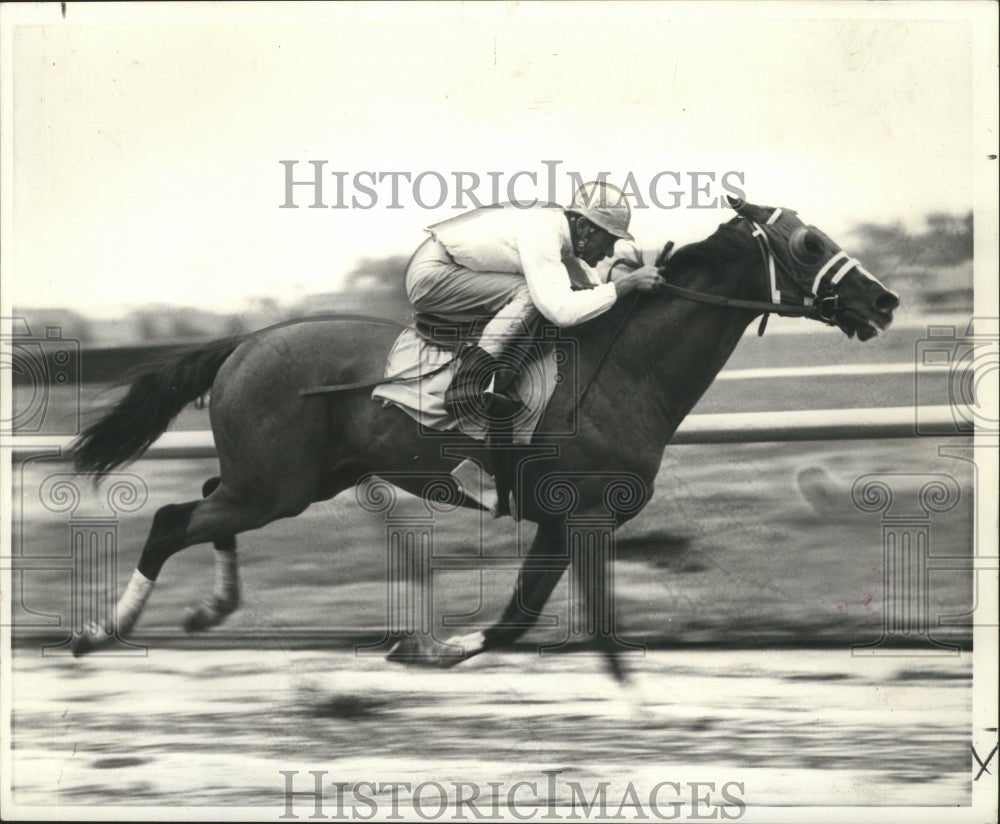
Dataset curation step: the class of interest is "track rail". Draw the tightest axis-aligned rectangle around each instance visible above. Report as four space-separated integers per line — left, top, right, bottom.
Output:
8 405 969 461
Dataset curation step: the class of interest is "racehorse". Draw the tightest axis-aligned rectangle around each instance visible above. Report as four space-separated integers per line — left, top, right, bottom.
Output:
70 198 899 678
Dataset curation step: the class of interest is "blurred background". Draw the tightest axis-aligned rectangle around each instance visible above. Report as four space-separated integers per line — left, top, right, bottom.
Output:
11 211 973 350
6 4 982 343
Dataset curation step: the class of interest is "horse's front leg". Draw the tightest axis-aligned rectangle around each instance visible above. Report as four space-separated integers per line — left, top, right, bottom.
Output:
479 518 569 653
387 519 569 668
484 517 639 685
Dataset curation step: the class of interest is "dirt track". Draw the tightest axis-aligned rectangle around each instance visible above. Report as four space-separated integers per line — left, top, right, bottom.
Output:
11 648 971 813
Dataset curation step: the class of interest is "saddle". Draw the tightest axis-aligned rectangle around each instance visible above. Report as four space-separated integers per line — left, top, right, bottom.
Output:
413 313 488 350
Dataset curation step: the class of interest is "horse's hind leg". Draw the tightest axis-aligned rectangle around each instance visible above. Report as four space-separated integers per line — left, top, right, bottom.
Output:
73 495 203 656
181 477 241 633
72 479 296 656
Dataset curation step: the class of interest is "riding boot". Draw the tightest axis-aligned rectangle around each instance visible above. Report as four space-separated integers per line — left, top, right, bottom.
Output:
484 365 524 420
445 345 524 421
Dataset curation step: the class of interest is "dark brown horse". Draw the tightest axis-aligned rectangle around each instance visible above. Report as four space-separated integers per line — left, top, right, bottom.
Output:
70 199 899 676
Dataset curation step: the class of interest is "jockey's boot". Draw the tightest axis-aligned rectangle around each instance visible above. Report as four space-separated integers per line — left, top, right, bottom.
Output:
484 365 524 420
445 345 524 421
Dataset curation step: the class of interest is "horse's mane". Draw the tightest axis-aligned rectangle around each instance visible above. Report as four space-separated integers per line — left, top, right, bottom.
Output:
574 216 759 346
572 217 754 343
661 216 750 281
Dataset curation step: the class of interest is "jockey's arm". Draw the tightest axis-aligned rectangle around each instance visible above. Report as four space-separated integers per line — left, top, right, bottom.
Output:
516 225 617 328
604 246 664 293
614 265 665 296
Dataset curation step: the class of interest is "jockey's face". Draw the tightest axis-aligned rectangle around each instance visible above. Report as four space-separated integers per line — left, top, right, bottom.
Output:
576 220 619 267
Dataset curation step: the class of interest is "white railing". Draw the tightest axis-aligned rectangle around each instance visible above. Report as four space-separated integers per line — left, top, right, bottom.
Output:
8 405 967 461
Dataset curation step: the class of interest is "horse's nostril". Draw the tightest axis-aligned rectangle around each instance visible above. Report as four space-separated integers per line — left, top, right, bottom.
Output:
875 292 900 313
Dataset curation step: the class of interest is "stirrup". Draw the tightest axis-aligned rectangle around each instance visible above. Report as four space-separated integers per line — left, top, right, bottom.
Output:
483 388 524 420
446 385 524 422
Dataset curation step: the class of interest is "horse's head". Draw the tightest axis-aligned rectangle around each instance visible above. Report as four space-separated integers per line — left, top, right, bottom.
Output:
727 197 899 341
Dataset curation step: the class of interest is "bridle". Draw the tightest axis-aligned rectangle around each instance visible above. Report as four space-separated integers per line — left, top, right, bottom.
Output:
610 205 872 335
742 207 841 327
741 206 879 331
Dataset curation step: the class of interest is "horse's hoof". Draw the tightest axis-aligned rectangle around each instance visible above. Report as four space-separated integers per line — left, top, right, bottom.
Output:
181 596 238 633
386 635 466 668
181 606 214 633
71 622 114 657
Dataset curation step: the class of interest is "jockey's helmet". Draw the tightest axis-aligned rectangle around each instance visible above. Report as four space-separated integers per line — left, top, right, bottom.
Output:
570 181 634 241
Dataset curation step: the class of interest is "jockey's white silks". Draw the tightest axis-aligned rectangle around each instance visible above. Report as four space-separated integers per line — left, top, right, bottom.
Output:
415 208 616 327
405 238 528 322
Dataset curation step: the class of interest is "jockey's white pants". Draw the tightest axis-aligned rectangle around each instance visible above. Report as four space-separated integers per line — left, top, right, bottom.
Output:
405 238 539 356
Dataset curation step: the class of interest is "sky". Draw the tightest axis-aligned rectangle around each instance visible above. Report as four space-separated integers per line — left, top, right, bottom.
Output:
1 1 994 317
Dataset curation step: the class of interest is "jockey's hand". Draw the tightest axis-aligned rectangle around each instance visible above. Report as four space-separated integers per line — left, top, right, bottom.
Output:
615 264 665 297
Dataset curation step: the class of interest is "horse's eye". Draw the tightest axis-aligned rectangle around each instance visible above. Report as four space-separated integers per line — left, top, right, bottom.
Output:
789 227 826 265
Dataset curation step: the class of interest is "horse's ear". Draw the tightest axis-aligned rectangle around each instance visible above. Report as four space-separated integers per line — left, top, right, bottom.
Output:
725 194 746 211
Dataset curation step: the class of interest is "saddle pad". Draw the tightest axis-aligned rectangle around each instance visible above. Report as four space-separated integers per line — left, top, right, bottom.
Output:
371 326 558 442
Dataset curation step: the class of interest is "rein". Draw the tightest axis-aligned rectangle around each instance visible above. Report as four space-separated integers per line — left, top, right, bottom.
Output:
656 279 820 317
574 213 847 405
299 359 452 397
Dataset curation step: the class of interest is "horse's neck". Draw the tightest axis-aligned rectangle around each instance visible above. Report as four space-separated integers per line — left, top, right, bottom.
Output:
595 236 763 435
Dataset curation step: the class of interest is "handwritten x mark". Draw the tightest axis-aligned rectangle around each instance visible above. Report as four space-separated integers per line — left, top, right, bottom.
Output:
972 738 998 781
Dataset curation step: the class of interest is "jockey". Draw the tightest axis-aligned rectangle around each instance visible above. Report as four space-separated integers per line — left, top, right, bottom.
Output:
405 181 665 420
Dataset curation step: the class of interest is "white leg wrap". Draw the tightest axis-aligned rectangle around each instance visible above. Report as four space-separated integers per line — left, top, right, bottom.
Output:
212 549 240 603
180 550 241 633
115 569 155 634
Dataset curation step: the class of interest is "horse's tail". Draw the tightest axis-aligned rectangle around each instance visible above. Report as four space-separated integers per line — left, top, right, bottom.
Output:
72 336 246 477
